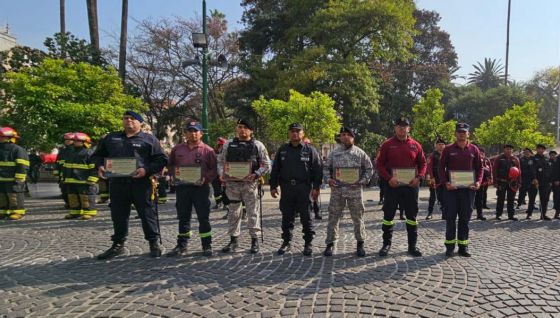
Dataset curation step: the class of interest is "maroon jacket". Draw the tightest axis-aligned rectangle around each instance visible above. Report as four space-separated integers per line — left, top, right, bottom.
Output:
438 141 483 186
376 136 426 182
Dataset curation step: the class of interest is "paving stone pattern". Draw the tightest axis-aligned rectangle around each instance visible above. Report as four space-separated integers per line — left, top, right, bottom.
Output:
1 183 560 317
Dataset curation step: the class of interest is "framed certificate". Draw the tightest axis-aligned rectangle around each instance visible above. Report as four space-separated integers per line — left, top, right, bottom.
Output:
104 158 138 177
449 170 474 188
224 162 252 180
175 165 202 184
392 168 417 186
335 167 359 184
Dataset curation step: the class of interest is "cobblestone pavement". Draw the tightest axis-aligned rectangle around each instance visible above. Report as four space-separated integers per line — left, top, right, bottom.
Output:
1 183 560 317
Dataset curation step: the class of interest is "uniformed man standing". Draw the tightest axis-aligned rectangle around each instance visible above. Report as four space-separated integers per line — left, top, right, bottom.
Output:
474 147 492 220
517 148 536 211
167 121 217 257
53 132 75 208
426 137 446 220
376 116 427 257
269 123 322 256
219 119 270 254
322 127 372 257
438 123 483 257
530 144 553 220
493 144 521 221
93 110 168 259
0 127 29 220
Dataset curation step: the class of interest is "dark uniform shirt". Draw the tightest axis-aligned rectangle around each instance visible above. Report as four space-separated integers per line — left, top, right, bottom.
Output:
533 154 553 183
92 131 168 178
426 151 442 183
519 156 536 182
269 142 323 190
438 142 483 185
376 136 427 182
493 154 521 183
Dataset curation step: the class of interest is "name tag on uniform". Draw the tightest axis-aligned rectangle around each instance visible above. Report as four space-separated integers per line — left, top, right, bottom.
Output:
301 157 310 162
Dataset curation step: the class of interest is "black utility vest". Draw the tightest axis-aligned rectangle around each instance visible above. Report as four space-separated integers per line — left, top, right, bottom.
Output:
226 138 259 172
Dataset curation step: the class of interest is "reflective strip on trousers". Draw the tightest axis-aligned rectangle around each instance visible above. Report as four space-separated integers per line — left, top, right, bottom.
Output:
444 239 457 245
199 231 212 238
457 239 469 246
406 219 418 226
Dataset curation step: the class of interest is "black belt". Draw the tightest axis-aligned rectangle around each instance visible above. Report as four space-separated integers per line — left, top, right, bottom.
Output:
280 179 307 186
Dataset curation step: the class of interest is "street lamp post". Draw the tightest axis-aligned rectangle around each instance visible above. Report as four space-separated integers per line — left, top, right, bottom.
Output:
201 0 209 143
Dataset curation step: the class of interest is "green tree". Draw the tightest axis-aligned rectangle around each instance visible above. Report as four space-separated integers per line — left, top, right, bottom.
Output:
445 84 529 130
474 101 554 149
252 90 341 144
44 32 106 65
0 58 145 151
0 46 47 75
236 0 416 136
411 88 456 150
525 67 560 134
467 58 505 91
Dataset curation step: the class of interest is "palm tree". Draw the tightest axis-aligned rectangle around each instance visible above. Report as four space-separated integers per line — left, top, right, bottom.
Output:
60 0 66 57
118 0 128 84
86 0 101 64
467 58 505 90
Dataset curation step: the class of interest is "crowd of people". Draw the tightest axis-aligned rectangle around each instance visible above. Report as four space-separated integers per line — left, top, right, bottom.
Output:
1 111 559 260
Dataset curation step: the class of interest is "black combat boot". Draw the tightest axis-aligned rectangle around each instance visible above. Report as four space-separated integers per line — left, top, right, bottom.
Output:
277 241 291 255
541 212 551 220
202 242 213 257
445 244 455 257
378 244 391 257
250 238 259 254
149 241 163 257
303 242 313 256
356 241 365 257
166 242 188 257
97 242 125 260
458 245 471 257
221 236 238 253
407 245 422 257
323 243 334 257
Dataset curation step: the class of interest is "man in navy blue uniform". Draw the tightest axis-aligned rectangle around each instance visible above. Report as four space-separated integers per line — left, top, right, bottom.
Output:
93 110 168 260
438 123 483 257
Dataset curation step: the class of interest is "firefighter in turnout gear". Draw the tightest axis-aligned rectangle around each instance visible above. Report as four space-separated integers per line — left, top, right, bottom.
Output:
54 132 75 208
0 127 30 220
63 133 98 220
530 144 553 220
218 119 271 254
493 144 521 220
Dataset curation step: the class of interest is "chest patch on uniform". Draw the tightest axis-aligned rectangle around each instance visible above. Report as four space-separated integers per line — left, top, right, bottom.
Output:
409 144 417 150
111 137 122 141
132 143 142 148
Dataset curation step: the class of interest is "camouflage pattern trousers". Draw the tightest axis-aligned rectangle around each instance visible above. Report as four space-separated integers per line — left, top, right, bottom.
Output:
325 186 365 244
225 181 260 238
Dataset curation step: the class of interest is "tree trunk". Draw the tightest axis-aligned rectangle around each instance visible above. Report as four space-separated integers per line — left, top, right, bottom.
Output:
86 0 101 64
60 0 66 57
118 0 128 85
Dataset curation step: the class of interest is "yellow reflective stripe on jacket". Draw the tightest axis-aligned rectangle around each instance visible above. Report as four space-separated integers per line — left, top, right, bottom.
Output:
0 177 16 182
87 176 99 183
15 159 30 166
0 161 16 167
14 173 27 181
64 178 88 184
64 163 96 169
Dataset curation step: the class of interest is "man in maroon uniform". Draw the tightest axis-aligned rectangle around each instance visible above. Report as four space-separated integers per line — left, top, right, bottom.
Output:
493 144 521 221
438 123 483 257
376 116 427 257
167 121 217 257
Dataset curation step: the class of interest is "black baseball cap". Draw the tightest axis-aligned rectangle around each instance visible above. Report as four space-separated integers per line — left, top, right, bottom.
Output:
288 123 304 130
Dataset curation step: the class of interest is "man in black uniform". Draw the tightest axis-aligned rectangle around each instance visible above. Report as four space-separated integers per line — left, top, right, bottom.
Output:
93 110 168 259
493 144 521 221
426 137 446 220
517 148 536 210
530 144 553 220
269 123 322 256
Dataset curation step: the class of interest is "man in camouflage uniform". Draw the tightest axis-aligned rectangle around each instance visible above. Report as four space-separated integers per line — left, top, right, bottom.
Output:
323 127 373 257
219 119 271 254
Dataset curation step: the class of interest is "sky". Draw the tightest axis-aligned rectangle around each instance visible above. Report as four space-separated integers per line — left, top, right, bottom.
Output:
1 0 558 84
